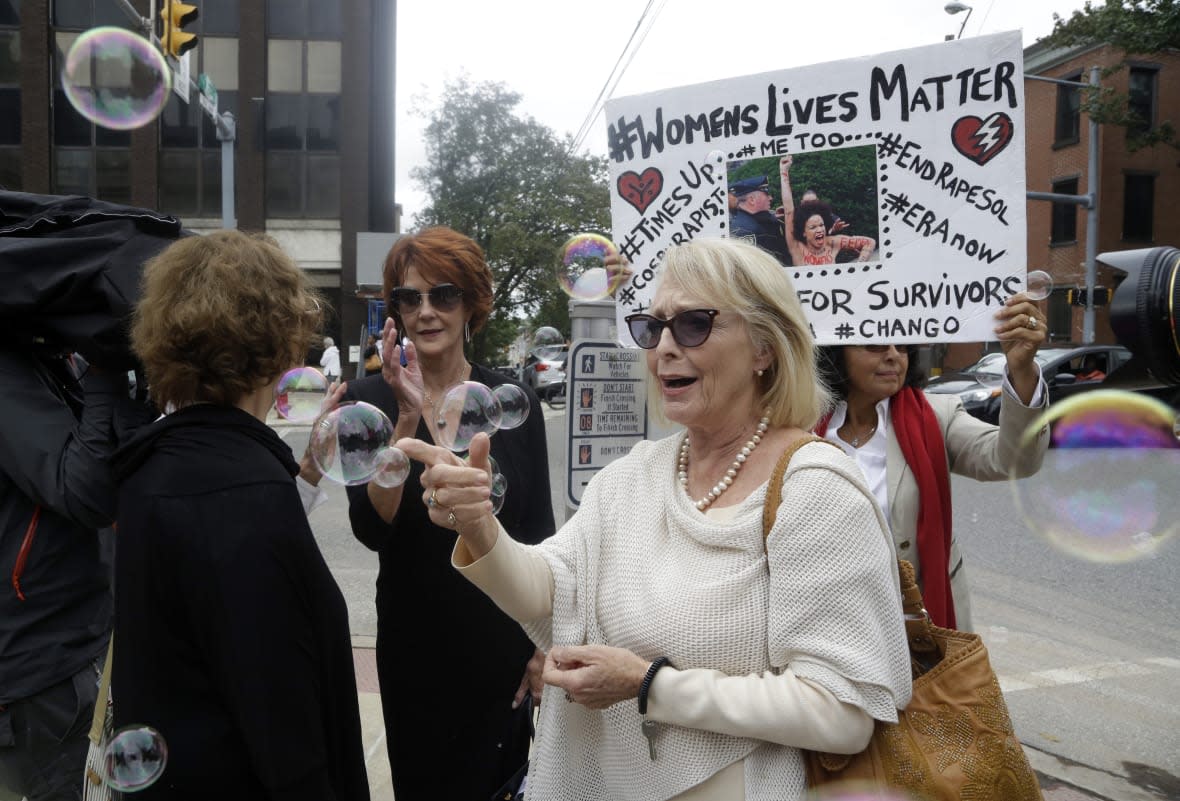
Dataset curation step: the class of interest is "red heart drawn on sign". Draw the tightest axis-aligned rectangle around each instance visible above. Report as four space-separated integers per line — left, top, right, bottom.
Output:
617 168 664 215
951 113 1014 166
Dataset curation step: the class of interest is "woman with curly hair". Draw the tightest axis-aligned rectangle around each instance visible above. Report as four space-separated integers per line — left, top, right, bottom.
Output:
110 230 369 800
780 156 876 265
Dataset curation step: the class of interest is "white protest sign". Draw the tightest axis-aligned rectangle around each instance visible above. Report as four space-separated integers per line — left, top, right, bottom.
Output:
605 32 1026 345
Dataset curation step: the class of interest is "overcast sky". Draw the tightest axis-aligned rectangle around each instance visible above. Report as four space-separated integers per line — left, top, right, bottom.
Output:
393 0 1085 226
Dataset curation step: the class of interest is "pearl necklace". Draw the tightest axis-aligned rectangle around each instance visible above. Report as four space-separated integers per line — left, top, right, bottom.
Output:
678 415 770 511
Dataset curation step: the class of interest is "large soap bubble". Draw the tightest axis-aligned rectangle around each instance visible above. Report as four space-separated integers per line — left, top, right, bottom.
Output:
435 381 503 453
556 233 623 301
492 384 530 430
309 402 394 486
61 27 171 131
1009 390 1180 563
274 366 329 423
104 725 168 792
532 326 564 360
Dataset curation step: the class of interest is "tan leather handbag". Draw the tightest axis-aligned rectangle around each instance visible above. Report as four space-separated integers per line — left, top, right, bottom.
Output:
765 436 1044 801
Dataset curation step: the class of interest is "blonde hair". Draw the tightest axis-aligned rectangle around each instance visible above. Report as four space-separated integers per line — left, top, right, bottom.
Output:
132 230 324 409
650 238 830 429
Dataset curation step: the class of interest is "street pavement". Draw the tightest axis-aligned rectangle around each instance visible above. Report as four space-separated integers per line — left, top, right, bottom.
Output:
273 403 1149 801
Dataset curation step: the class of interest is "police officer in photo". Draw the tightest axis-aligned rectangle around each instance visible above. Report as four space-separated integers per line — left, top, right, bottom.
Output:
729 176 793 267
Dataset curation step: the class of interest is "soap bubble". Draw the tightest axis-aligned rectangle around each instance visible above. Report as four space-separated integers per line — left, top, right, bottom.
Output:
274 366 329 423
61 27 171 131
556 233 623 301
435 381 503 453
492 384 530 429
309 402 394 486
371 446 411 488
104 725 167 792
1025 270 1053 301
532 326 564 359
1009 390 1180 563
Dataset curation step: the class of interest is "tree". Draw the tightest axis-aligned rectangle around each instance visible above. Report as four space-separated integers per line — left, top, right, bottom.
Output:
411 76 612 364
1039 0 1180 151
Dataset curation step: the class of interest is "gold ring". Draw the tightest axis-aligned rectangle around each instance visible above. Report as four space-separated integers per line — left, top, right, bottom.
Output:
427 490 438 509
447 509 459 529
1027 316 1038 330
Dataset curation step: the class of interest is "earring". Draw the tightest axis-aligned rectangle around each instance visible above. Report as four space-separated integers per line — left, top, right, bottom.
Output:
756 369 765 377
464 321 471 343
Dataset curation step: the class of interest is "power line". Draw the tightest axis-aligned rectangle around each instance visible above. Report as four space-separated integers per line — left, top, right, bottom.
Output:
568 0 669 157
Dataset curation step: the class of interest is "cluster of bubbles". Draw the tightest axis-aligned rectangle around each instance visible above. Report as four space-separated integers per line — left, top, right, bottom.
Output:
1010 390 1180 563
272 367 523 505
555 233 623 301
61 27 171 131
103 725 168 792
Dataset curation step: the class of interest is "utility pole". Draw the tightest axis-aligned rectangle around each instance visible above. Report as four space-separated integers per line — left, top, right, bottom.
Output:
1025 67 1101 344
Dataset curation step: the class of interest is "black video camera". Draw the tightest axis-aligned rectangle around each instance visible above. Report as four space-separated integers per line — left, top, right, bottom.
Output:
1100 246 1180 396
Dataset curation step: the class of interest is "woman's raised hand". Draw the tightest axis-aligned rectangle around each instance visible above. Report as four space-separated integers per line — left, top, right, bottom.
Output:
994 291 1048 403
380 316 425 417
396 431 498 557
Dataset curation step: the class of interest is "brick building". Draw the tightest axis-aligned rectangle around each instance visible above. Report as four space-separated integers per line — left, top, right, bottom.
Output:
944 38 1178 370
0 0 397 370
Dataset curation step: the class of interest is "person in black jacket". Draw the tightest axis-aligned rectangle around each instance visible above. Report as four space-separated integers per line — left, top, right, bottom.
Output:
110 230 368 800
344 226 555 801
0 351 150 801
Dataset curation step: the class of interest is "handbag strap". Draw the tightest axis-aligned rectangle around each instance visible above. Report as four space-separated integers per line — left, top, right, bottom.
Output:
761 434 835 540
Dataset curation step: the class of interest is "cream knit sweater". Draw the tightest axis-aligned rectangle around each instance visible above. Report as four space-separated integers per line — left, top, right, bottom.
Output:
457 435 911 801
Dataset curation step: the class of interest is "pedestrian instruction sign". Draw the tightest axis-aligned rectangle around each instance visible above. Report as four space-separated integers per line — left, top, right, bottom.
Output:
566 340 647 508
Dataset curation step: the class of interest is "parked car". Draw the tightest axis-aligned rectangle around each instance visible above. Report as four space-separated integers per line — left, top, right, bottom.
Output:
523 347 568 399
925 345 1135 424
492 364 522 381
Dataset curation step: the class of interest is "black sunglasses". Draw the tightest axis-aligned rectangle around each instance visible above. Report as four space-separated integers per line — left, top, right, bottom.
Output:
389 283 464 314
625 308 720 349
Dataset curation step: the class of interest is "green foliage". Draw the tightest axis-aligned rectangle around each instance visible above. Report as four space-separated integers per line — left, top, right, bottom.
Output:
410 76 611 364
1039 0 1179 151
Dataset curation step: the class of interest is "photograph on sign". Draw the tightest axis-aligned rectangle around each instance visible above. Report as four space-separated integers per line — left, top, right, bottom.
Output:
605 32 1026 345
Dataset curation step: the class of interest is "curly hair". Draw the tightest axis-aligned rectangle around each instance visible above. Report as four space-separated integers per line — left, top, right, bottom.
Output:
791 200 835 243
652 238 830 430
817 345 928 401
131 230 324 409
381 227 494 334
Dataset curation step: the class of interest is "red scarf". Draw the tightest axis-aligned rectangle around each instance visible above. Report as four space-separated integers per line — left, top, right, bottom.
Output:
815 386 956 628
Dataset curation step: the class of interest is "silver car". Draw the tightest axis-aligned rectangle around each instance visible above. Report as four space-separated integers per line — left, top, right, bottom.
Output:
523 348 567 399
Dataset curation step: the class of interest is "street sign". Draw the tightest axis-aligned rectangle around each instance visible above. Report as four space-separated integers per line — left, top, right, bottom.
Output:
197 73 218 117
170 51 191 103
565 339 647 508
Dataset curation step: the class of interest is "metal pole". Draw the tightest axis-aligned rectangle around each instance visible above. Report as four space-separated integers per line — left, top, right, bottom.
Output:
217 112 237 229
1082 65 1101 344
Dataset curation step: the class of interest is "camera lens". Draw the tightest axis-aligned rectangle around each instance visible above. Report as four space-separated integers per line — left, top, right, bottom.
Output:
1103 246 1180 388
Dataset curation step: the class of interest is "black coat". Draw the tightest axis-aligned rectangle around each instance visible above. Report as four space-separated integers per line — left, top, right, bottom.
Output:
344 364 555 801
111 405 368 800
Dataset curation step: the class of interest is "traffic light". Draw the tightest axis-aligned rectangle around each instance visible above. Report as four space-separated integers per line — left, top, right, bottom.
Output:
160 0 199 59
1067 287 1112 306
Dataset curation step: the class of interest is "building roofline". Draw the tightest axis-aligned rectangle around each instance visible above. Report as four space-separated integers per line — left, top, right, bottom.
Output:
1024 39 1107 73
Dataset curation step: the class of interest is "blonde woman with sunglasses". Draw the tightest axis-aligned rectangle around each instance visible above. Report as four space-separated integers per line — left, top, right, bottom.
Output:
341 226 555 801
395 238 912 800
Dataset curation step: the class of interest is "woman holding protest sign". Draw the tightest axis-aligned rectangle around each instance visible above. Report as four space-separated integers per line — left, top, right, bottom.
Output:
780 155 876 265
395 237 911 799
814 295 1049 631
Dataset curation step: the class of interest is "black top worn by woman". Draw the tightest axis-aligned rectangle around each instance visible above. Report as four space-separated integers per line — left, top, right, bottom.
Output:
345 363 555 801
111 404 369 801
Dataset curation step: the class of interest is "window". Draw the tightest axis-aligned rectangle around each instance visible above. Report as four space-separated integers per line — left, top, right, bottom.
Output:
1123 174 1155 242
158 31 239 218
267 0 341 38
0 22 16 189
1054 73 1082 146
264 35 341 217
1050 178 1078 244
51 4 133 199
1128 66 1158 137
